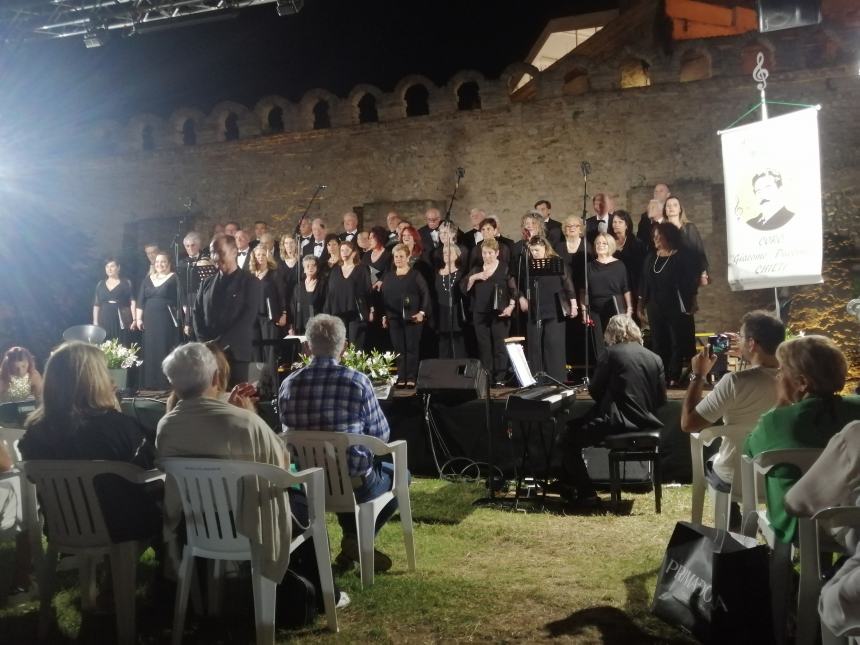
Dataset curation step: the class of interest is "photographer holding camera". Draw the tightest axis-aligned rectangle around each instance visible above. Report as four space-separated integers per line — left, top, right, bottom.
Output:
680 310 785 513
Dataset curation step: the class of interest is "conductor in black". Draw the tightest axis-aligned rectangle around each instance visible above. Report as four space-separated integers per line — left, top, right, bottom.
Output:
193 233 262 386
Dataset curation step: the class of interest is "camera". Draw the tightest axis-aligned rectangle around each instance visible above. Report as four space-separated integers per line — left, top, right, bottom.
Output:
708 334 730 356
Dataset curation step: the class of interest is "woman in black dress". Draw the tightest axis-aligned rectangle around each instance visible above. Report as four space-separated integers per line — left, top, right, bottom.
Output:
322 234 341 277
664 196 709 286
581 233 632 355
277 236 300 323
464 238 516 386
518 237 577 383
435 243 466 359
135 252 182 390
638 222 701 386
325 240 374 349
250 245 285 393
93 257 136 345
289 255 327 335
381 244 431 388
555 216 590 371
362 226 392 351
611 211 647 317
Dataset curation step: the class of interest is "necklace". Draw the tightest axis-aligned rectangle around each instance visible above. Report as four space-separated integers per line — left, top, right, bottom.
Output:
653 253 673 274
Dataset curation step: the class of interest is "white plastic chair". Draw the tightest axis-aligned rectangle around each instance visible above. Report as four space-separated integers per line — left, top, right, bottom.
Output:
159 458 338 645
283 430 416 588
23 459 165 645
0 427 43 570
689 425 754 529
741 449 824 645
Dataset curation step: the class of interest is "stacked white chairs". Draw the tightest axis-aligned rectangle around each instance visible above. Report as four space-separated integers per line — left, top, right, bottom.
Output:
159 458 339 645
23 459 165 645
283 431 415 588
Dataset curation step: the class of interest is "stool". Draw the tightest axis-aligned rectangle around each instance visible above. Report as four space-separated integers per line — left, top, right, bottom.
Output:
602 431 662 513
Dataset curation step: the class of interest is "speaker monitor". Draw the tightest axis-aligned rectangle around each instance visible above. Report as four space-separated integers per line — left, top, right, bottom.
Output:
416 359 487 404
757 0 821 32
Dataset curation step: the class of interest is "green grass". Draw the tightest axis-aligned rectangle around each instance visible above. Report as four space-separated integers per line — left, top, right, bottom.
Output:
0 479 703 644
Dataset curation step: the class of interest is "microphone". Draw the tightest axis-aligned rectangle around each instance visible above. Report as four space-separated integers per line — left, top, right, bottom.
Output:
318 184 327 190
456 167 465 179
580 161 591 177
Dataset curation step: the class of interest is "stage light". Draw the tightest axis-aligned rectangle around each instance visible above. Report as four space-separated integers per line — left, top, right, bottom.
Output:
275 0 304 17
83 30 104 49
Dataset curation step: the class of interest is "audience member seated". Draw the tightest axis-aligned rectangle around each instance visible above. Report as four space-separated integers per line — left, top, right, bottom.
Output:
681 311 784 506
19 341 162 543
156 342 348 610
559 315 666 504
0 347 43 403
0 442 34 602
279 314 402 572
785 420 860 549
819 539 860 643
744 335 860 544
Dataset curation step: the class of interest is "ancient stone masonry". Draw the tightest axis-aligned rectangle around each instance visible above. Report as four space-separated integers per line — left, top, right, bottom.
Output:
25 14 860 367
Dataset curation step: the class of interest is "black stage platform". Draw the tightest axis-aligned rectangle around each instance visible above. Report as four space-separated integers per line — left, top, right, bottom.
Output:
109 392 692 484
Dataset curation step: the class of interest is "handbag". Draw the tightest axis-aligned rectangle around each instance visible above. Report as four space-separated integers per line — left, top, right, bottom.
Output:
651 522 773 644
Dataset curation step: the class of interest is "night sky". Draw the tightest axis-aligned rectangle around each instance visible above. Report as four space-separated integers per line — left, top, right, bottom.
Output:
0 0 617 129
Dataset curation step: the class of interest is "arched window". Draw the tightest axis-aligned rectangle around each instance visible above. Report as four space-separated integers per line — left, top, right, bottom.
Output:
620 57 651 89
182 119 196 146
404 85 430 117
224 113 239 141
679 50 711 82
141 125 155 151
563 68 590 96
457 81 481 111
267 106 284 133
509 73 536 102
312 100 331 129
357 93 378 124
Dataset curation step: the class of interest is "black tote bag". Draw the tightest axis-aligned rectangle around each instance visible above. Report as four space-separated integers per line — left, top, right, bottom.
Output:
651 522 774 644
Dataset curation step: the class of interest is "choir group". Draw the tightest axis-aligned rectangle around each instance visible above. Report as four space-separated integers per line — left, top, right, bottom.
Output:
91 183 711 392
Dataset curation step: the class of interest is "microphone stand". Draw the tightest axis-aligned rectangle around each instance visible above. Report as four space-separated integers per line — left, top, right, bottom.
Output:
580 161 591 384
294 184 326 331
443 168 464 358
172 212 186 338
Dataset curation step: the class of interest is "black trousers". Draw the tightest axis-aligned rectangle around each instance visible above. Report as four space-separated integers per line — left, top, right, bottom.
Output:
336 314 367 351
474 315 510 382
560 416 626 497
437 331 466 359
526 318 567 383
389 318 422 381
647 304 694 382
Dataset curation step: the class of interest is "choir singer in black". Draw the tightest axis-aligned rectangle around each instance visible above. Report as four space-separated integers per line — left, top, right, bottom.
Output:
193 234 262 386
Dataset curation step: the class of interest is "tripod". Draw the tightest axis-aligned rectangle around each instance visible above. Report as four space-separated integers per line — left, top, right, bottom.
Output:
442 167 465 357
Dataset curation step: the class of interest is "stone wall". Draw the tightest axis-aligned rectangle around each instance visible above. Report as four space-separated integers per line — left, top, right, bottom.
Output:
20 22 860 356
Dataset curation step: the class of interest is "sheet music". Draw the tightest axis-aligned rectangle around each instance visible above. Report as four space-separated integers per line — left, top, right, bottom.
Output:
505 342 536 388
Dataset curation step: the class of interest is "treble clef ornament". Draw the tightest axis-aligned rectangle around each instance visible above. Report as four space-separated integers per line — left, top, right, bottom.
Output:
752 52 769 92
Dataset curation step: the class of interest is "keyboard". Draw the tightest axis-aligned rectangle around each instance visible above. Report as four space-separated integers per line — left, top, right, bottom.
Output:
505 385 577 421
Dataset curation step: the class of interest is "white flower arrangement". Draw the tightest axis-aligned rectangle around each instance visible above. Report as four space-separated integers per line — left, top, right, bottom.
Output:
98 339 142 370
299 346 397 382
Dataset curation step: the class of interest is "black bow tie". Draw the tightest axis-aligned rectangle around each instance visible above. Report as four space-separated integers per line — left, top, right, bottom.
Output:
315 241 323 246
238 251 247 256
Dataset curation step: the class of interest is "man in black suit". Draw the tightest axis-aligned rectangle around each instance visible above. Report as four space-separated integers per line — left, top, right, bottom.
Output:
249 220 268 251
193 234 262 386
585 192 617 246
178 231 210 333
747 170 795 230
337 211 360 243
534 199 562 245
467 217 512 270
559 315 666 504
385 211 402 248
636 183 670 247
304 218 328 260
296 216 313 256
234 229 253 271
418 207 443 260
461 207 488 254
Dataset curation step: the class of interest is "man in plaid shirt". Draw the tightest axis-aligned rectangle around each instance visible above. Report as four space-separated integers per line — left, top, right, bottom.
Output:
279 314 399 572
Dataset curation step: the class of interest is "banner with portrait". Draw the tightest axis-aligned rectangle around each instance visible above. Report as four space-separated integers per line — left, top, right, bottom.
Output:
719 107 823 291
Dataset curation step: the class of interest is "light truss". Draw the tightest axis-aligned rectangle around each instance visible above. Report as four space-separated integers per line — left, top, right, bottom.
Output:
0 0 302 43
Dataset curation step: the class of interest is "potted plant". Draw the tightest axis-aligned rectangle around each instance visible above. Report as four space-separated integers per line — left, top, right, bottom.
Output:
297 346 398 399
98 339 141 390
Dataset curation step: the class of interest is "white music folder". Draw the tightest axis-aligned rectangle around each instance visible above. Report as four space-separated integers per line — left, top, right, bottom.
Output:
504 339 536 388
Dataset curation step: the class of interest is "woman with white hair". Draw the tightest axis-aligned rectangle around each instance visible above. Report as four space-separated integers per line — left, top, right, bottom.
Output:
581 232 632 356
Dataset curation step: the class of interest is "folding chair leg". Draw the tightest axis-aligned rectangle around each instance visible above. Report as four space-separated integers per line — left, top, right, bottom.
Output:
171 549 195 645
38 545 59 640
109 542 138 645
396 488 416 572
250 558 277 645
79 555 99 611
309 521 338 632
358 505 376 588
208 559 224 616
609 454 621 506
652 454 662 514
714 491 730 531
